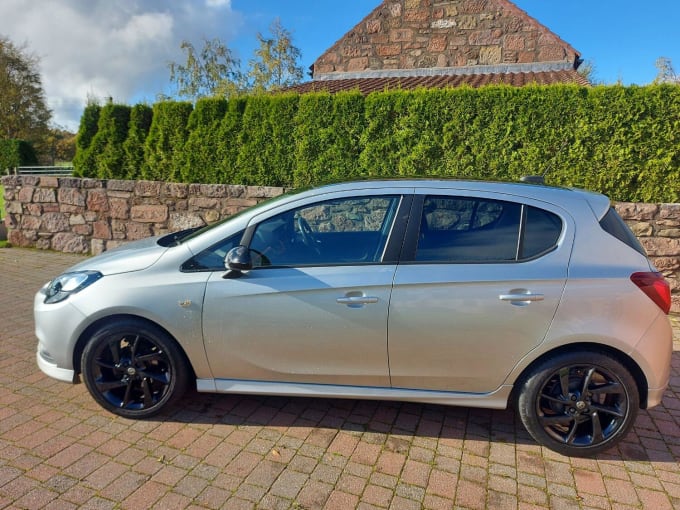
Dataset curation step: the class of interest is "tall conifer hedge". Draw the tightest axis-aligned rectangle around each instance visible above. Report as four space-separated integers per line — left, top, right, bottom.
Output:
72 84 680 202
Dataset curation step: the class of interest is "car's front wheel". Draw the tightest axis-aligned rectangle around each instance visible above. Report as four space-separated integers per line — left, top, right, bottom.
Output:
81 318 189 418
517 350 639 457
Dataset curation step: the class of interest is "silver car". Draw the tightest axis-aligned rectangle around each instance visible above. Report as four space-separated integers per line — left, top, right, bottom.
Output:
35 179 672 457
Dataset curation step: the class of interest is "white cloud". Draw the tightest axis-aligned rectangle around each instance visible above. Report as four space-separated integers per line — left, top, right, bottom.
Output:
205 0 231 8
0 0 243 131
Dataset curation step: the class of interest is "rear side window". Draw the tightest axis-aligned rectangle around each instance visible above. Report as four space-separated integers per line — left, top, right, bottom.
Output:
599 207 646 256
415 196 562 263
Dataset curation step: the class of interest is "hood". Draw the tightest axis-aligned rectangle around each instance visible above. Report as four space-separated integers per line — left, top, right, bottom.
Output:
66 236 167 276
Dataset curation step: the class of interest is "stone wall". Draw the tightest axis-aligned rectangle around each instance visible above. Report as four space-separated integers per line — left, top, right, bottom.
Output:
2 175 679 312
0 175 283 255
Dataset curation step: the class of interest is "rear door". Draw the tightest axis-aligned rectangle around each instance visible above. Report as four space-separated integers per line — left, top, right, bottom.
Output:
388 191 574 393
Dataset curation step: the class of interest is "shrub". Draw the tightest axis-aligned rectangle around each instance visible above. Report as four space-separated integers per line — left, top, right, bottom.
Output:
181 98 228 183
123 104 153 179
143 101 193 182
86 104 131 179
72 103 101 177
0 140 37 171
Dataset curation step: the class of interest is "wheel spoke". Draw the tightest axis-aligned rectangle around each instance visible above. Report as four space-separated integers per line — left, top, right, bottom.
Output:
141 379 154 407
107 340 122 364
558 367 570 398
130 335 140 360
540 414 575 426
135 352 164 363
591 403 624 417
121 380 134 408
591 412 604 443
138 369 170 385
589 382 623 395
95 359 118 371
565 422 579 444
95 378 127 392
581 367 596 395
540 393 567 405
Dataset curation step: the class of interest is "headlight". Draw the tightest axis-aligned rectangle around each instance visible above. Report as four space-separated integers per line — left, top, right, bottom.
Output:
42 271 103 304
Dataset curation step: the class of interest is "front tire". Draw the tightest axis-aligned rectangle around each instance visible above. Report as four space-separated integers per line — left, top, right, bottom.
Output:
81 318 189 418
517 350 639 457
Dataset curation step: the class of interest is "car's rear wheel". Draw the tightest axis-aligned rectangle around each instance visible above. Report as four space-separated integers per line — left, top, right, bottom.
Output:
81 318 189 418
517 350 639 457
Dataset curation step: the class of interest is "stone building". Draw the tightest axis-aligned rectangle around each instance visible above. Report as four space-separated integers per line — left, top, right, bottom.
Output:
290 0 588 94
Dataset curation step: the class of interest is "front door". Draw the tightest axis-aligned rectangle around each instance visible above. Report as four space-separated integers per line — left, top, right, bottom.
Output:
202 193 406 387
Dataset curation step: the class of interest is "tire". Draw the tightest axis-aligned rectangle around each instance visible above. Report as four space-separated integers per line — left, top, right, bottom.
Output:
516 350 639 457
81 318 190 418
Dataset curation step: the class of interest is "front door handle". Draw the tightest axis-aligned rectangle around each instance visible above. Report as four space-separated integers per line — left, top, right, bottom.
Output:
499 289 544 306
336 296 379 308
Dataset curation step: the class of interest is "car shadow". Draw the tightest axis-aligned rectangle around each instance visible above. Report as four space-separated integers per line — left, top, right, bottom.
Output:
156 347 680 464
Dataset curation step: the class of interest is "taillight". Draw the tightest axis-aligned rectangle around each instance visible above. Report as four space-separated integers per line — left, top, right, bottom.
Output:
630 272 671 315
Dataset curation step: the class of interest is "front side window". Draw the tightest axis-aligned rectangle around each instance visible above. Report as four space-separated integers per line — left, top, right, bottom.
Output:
416 196 562 263
249 196 400 267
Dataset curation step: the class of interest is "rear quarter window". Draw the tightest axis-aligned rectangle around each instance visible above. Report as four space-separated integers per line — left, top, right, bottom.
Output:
599 207 646 256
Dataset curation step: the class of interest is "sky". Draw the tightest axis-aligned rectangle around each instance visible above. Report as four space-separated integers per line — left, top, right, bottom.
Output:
1 0 679 132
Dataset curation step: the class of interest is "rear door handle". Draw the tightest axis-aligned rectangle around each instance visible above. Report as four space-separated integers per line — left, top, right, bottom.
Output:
499 290 544 306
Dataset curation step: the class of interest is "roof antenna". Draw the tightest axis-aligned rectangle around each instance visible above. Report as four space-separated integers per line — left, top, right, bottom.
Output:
520 138 570 185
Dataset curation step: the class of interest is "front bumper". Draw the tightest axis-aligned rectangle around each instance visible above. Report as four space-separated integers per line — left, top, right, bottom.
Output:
36 349 77 383
34 289 87 383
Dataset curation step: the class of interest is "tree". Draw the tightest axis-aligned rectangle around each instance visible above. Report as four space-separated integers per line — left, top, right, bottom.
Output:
41 126 76 165
654 57 679 84
0 35 51 142
168 38 244 100
248 18 304 92
577 59 599 85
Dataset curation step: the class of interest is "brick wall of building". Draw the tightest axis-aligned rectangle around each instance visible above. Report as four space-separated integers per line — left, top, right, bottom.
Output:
313 0 579 77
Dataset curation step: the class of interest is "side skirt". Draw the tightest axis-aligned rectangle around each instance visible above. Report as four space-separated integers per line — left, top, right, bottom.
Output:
196 378 512 409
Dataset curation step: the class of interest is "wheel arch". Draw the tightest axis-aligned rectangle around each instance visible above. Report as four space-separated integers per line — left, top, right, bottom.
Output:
510 343 649 409
72 314 196 381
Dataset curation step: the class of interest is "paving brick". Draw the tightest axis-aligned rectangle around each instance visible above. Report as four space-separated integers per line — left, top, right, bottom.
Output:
295 479 333 509
361 483 393 507
1 247 680 510
325 489 360 509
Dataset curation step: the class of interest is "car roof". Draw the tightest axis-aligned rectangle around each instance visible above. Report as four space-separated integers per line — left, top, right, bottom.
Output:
291 179 611 219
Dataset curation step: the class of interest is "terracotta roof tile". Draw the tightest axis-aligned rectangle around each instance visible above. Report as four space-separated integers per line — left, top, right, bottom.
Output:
284 70 589 95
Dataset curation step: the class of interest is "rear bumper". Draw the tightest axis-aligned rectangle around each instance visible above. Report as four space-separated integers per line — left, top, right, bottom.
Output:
633 311 673 408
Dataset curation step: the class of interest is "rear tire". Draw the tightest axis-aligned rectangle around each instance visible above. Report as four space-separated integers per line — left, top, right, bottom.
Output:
517 350 639 457
81 318 189 418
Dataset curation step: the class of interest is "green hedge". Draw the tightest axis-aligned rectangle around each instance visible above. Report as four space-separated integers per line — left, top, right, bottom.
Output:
0 140 37 171
142 101 193 182
72 84 680 202
123 104 153 179
72 104 101 177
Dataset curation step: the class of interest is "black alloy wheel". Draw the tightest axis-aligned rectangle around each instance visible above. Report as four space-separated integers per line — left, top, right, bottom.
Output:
81 319 189 418
517 351 639 457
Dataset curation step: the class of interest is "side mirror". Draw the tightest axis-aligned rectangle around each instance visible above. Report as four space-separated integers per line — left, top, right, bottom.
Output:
223 246 252 278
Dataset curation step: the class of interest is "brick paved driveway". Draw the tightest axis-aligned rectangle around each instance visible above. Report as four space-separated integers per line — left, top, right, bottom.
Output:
1 247 679 510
